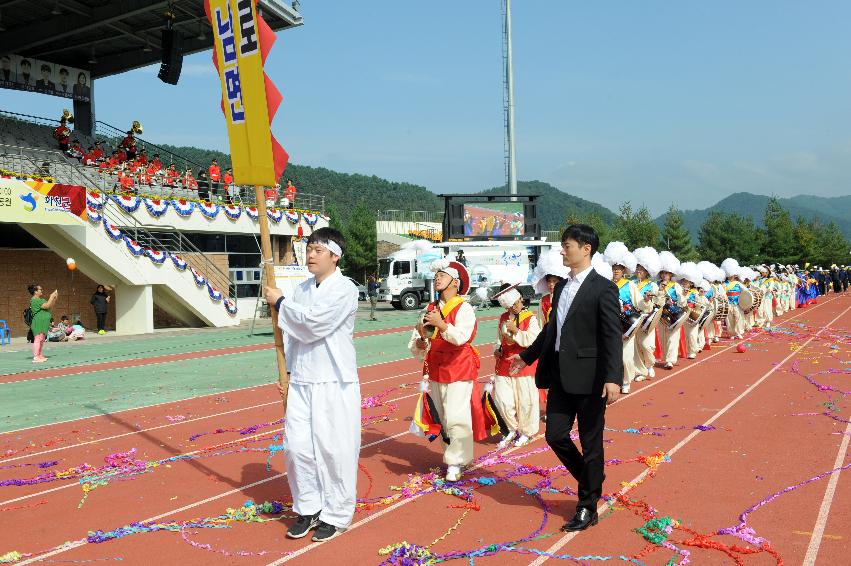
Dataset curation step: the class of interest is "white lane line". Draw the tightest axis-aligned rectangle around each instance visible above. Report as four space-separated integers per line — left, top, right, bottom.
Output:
15 430 410 566
527 302 850 565
803 420 851 564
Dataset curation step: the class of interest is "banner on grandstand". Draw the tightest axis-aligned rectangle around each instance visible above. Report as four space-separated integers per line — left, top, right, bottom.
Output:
0 54 91 102
205 0 289 186
0 179 86 225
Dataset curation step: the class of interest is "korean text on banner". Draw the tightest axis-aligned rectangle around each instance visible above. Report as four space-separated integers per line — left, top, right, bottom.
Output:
208 0 275 186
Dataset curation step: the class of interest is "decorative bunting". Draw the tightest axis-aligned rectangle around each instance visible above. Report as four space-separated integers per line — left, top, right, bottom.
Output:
190 267 207 287
224 298 238 315
103 218 123 241
284 210 299 224
245 206 259 221
172 199 195 217
87 190 107 209
86 206 102 224
267 207 283 224
144 248 167 264
112 194 141 213
223 204 242 220
169 253 188 271
303 212 318 226
143 198 170 218
207 282 223 301
123 236 144 256
197 201 221 219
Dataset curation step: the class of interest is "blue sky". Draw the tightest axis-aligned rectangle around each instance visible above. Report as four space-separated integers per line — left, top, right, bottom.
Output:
6 0 851 215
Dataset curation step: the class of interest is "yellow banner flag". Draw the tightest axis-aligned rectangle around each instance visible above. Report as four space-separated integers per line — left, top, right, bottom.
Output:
208 0 276 186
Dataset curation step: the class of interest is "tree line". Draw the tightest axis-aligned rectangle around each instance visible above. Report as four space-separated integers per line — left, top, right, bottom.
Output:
564 197 849 267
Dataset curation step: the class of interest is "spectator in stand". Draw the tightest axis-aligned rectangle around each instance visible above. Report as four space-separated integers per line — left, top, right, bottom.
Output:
67 139 83 159
165 164 180 188
91 141 105 162
28 284 58 363
223 168 235 203
116 146 127 163
83 146 98 166
184 168 198 192
90 285 112 335
137 150 148 166
197 168 211 201
53 118 71 151
209 159 221 195
67 320 86 341
285 179 297 209
151 154 163 172
265 183 280 208
121 130 138 161
118 165 135 193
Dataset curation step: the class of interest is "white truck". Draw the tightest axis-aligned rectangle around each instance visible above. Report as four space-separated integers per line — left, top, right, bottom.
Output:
378 240 558 310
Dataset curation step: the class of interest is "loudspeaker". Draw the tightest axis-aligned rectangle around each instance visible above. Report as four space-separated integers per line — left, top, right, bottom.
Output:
157 28 183 85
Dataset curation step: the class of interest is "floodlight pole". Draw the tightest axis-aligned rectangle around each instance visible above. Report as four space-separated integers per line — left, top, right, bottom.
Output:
503 0 518 197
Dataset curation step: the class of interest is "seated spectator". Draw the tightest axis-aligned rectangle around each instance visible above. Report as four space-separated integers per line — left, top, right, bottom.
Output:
265 183 280 208
285 179 297 209
67 139 84 159
183 168 198 191
47 316 70 342
165 164 180 187
137 150 148 166
67 320 85 341
150 154 163 172
116 147 127 162
53 118 71 151
118 166 135 192
138 167 153 187
83 146 98 166
91 141 105 161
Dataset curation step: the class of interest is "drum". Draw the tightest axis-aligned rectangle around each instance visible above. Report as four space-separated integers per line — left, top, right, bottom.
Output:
697 306 713 329
738 286 755 313
747 287 764 313
713 295 729 321
641 305 664 332
686 305 706 326
620 310 646 339
662 304 689 329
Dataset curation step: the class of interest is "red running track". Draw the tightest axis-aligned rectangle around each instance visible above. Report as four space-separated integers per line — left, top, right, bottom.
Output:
0 296 848 565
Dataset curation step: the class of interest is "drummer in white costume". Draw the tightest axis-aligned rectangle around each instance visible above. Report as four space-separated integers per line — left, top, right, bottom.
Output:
631 247 663 381
603 242 641 394
677 262 708 359
264 227 361 543
658 251 688 369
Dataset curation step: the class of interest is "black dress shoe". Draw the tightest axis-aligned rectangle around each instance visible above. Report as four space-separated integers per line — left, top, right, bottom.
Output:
561 507 598 531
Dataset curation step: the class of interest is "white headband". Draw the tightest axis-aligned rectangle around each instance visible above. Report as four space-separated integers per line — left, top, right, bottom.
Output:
317 239 343 258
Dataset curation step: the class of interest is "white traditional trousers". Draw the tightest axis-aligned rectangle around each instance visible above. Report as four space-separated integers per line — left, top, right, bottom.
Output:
726 305 746 337
622 335 638 385
430 380 475 467
493 375 540 437
634 327 657 377
285 381 361 529
658 323 680 365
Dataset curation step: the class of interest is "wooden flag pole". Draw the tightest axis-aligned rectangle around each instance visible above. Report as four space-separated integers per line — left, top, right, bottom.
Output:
254 186 289 412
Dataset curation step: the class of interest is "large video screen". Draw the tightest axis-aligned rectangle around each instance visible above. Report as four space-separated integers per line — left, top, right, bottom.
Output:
463 202 525 238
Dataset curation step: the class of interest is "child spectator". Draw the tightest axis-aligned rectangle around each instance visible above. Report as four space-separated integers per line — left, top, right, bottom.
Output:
165 164 180 188
48 315 70 342
68 320 86 341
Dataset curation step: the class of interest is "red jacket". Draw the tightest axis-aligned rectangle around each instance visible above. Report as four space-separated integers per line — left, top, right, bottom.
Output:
495 310 538 377
209 165 221 182
424 298 479 383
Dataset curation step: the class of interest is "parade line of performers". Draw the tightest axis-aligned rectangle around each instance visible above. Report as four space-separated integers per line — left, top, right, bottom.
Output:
407 242 845 483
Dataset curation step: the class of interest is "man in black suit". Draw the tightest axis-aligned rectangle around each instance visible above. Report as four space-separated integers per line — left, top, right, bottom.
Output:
509 224 622 532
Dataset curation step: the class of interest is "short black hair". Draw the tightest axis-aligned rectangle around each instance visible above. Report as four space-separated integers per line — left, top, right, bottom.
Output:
21 59 31 68
307 227 346 259
561 223 600 255
61 315 69 320
40 64 51 73
59 67 69 75
27 284 40 295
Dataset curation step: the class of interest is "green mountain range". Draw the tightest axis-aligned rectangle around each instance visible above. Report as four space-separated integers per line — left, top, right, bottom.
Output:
664 192 851 238
159 143 850 236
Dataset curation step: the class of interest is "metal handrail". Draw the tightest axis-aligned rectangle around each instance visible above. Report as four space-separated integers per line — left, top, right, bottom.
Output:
100 200 236 300
95 120 204 173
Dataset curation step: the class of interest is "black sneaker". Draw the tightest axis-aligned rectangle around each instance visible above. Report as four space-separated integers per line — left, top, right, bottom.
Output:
286 512 320 539
311 521 342 542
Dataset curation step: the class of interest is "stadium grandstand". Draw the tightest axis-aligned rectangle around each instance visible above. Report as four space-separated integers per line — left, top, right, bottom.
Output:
0 0 324 338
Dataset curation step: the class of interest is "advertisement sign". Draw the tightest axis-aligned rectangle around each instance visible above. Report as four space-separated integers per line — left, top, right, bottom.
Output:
0 179 86 225
0 54 91 102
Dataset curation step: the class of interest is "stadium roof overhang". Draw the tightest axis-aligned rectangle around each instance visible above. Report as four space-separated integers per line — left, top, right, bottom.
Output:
0 0 302 79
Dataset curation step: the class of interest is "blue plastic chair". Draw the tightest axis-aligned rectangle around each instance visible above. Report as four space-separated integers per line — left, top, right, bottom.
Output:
0 320 9 346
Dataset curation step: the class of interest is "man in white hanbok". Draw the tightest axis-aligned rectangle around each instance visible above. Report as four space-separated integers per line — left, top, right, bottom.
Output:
265 228 360 543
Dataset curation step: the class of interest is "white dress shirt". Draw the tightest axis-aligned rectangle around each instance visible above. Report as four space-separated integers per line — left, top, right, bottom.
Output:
555 264 593 351
277 267 359 384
